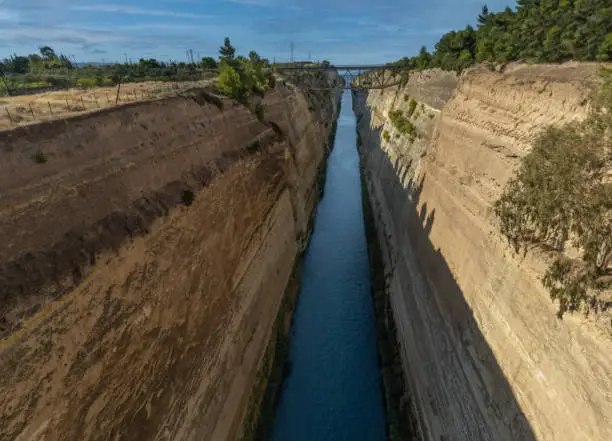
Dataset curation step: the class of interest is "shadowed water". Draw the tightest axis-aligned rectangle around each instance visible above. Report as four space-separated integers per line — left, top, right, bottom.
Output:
269 92 387 441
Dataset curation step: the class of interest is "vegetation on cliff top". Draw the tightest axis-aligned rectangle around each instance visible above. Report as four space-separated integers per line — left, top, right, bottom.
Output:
215 38 274 103
0 46 217 95
395 0 612 72
495 71 612 317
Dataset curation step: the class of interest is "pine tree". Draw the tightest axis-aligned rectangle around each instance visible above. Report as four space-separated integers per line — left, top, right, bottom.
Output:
478 5 490 25
219 38 236 62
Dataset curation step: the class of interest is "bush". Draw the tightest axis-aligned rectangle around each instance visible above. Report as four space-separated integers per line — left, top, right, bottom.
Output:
100 77 115 87
388 109 416 136
76 77 98 89
494 73 612 317
33 150 48 164
255 103 265 121
217 63 244 101
406 98 418 118
382 130 390 142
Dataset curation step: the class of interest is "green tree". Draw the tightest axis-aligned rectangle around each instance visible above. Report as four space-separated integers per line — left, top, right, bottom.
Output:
597 33 612 61
494 73 612 317
219 37 236 62
200 57 217 69
217 63 243 101
39 46 57 60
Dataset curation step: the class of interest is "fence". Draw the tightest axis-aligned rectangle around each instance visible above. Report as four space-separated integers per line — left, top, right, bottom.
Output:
0 79 214 131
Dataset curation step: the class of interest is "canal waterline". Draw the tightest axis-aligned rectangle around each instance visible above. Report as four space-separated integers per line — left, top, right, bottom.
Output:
269 91 387 441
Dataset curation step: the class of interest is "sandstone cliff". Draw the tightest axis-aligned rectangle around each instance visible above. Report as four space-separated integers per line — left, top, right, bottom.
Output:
355 63 612 441
0 81 339 441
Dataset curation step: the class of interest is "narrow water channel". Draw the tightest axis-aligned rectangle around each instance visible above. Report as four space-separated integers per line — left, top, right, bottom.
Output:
269 92 387 441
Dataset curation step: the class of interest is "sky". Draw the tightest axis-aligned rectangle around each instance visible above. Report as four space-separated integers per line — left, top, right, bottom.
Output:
0 0 513 64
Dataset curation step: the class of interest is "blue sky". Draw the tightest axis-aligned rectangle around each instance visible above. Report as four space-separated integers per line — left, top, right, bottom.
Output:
0 0 512 64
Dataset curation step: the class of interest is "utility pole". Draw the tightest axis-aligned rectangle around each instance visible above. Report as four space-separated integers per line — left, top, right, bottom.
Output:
290 42 295 63
308 51 311 61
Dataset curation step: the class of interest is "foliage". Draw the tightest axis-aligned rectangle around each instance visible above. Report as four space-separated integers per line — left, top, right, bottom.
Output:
76 77 99 88
33 150 48 164
1 45 220 96
219 37 236 62
406 98 418 118
215 38 273 103
201 57 217 69
217 63 244 101
494 73 612 317
388 109 415 136
395 1 612 71
383 130 390 142
255 103 265 121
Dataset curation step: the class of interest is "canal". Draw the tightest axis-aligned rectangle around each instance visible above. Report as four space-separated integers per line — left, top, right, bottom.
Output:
269 91 387 441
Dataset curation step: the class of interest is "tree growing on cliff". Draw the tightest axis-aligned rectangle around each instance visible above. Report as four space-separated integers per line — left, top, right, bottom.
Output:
494 72 612 317
217 63 243 101
215 39 273 103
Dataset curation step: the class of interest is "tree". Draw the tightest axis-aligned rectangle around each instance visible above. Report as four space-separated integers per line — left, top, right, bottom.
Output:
248 50 261 64
201 57 217 69
217 63 244 101
4 55 29 73
478 5 490 25
219 37 236 62
415 46 431 69
494 73 612 317
597 33 612 61
39 46 57 60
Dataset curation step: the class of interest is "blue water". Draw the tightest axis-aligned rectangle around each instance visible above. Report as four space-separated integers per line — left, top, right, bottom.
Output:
269 92 387 441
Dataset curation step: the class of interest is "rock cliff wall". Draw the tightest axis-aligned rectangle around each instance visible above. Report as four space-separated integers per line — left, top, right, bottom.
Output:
0 80 339 441
355 63 612 441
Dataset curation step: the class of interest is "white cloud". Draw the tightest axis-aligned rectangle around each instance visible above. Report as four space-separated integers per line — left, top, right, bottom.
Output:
72 4 213 19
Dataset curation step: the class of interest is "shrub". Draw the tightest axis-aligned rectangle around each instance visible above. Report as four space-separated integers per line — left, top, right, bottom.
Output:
494 72 612 317
76 77 98 89
382 130 390 142
33 150 48 164
217 63 244 101
182 190 195 206
255 103 265 121
403 94 409 102
406 98 418 118
388 109 416 136
100 77 114 87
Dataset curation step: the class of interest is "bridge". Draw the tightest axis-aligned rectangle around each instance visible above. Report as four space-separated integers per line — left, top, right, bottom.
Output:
276 64 405 91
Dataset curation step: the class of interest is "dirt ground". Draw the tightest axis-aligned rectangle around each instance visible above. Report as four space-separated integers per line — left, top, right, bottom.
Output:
0 79 215 131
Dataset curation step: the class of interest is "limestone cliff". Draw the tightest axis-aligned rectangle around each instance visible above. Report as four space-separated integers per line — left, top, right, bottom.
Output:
0 80 339 441
355 63 612 441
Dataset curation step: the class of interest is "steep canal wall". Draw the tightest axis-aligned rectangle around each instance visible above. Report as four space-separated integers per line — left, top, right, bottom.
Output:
0 78 340 441
355 63 612 441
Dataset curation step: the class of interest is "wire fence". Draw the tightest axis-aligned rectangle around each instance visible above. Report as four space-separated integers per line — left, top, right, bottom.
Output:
0 79 214 131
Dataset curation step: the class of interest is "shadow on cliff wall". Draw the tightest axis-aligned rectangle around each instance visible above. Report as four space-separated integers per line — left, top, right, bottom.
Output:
355 93 538 441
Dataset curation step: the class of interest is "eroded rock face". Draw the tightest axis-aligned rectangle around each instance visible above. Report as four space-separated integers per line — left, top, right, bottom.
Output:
355 63 612 441
0 82 339 441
